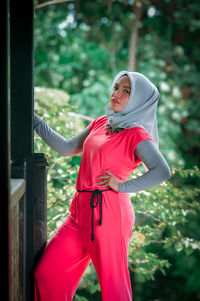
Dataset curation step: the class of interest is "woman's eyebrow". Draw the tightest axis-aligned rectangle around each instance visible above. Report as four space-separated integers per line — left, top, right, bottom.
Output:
114 83 131 89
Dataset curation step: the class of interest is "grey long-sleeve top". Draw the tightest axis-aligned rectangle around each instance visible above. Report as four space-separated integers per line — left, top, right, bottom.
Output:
34 115 171 193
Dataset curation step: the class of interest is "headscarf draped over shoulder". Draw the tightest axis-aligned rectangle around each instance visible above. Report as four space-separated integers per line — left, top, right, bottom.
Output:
105 71 160 148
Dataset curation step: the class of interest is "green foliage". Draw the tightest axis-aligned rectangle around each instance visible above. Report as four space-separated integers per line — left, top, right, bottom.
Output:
35 0 200 168
128 167 200 276
129 166 200 300
34 1 200 300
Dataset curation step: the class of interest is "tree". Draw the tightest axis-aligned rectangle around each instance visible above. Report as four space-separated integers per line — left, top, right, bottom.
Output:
128 1 144 71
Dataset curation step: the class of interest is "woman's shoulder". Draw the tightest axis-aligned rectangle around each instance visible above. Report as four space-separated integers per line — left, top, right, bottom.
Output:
94 115 108 123
126 126 153 141
88 115 108 132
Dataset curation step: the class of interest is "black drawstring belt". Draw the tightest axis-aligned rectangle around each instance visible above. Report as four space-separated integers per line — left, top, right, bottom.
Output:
77 189 111 242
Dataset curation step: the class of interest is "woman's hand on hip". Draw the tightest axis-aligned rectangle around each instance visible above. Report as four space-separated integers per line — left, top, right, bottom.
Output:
95 170 121 192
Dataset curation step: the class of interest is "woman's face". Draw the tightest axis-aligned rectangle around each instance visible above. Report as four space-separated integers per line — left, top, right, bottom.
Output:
110 75 131 112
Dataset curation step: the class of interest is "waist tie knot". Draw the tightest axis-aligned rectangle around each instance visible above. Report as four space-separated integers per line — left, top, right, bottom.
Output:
77 189 111 242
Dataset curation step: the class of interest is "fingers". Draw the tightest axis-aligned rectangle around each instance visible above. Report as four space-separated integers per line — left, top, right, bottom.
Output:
95 171 111 185
101 170 112 176
95 170 117 189
95 177 109 186
95 171 112 181
94 170 120 192
96 175 110 180
97 180 109 186
95 173 110 187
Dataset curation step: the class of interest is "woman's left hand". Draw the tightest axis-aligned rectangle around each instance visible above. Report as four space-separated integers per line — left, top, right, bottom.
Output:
95 170 121 192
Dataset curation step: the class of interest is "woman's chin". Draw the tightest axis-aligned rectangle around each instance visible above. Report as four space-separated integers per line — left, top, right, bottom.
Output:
110 103 121 112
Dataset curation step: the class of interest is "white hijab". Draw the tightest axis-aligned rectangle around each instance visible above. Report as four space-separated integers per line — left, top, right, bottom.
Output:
105 71 160 148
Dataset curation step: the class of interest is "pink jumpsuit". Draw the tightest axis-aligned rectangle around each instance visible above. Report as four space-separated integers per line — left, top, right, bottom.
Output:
34 116 153 301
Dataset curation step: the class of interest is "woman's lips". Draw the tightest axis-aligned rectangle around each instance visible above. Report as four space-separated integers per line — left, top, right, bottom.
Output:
112 97 120 104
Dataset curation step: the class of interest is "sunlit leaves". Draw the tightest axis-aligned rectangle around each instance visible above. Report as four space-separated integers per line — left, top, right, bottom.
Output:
128 166 200 281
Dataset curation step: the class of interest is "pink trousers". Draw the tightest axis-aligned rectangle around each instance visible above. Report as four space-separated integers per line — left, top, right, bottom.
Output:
34 190 135 301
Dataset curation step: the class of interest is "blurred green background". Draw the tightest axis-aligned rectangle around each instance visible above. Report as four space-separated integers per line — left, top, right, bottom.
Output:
34 1 200 300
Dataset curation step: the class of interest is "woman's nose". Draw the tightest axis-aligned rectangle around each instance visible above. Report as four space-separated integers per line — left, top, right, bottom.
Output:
114 89 121 98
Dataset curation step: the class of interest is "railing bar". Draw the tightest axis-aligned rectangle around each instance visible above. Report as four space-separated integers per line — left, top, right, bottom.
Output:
10 179 25 207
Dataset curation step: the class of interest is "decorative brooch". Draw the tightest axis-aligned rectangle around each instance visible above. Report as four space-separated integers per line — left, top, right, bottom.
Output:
105 123 124 135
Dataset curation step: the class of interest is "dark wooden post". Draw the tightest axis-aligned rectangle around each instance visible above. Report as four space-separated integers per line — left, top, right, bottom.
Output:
0 0 10 299
9 1 49 300
10 3 34 158
1 0 48 300
10 0 35 297
33 153 49 264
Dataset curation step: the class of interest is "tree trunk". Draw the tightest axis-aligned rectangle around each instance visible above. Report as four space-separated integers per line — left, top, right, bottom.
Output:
128 3 143 71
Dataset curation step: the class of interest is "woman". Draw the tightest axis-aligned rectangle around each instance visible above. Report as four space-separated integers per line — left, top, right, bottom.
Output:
34 71 171 301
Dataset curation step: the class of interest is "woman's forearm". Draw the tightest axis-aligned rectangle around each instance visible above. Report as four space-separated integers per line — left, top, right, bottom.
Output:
119 139 171 193
34 115 90 156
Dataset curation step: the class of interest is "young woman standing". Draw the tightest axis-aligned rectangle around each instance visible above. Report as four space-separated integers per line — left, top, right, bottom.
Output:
34 71 171 301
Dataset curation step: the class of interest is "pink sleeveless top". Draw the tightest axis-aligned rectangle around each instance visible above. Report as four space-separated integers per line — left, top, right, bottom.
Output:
75 116 153 191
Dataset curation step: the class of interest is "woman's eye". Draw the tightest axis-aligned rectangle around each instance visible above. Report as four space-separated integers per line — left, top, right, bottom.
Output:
124 89 130 94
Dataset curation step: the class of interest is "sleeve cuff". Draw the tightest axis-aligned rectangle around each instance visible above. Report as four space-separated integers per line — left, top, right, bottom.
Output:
33 115 42 129
119 182 127 193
